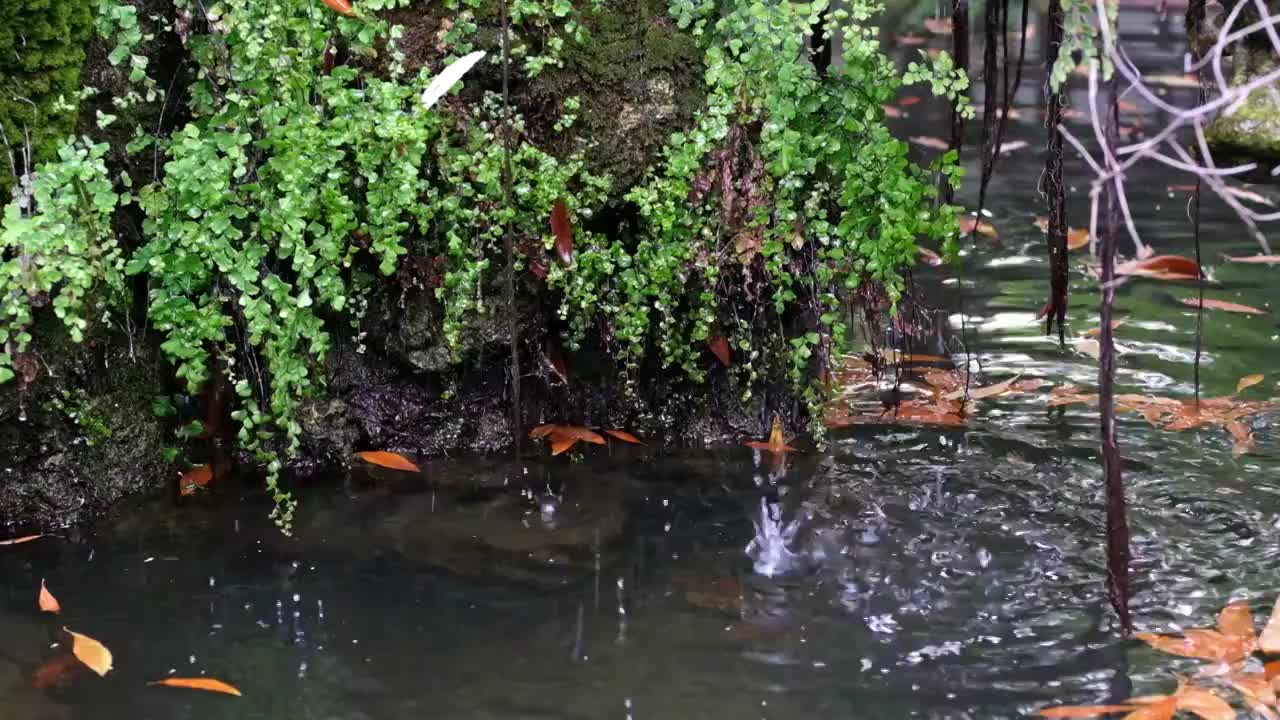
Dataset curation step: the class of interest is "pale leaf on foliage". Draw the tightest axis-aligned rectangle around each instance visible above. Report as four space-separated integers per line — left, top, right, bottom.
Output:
421 51 487 110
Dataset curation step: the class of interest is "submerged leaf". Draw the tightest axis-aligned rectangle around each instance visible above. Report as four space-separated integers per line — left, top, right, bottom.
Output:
1136 629 1252 663
65 628 113 676
1227 255 1280 265
1180 297 1266 315
959 215 998 237
180 464 213 496
1174 687 1234 720
150 677 242 696
550 199 573 265
39 579 60 614
1237 374 1265 393
354 451 420 473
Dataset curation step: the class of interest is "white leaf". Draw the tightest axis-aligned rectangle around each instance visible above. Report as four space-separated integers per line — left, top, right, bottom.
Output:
421 51 487 110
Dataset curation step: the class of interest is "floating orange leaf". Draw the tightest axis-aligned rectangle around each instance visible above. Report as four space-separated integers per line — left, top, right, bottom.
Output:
1136 629 1253 663
1261 596 1280 654
604 429 645 445
1218 600 1256 641
321 0 356 16
1179 297 1266 315
708 335 732 367
65 628 113 677
917 246 944 266
354 451 420 473
1067 227 1091 250
1174 687 1234 720
150 677 243 697
744 416 797 453
1038 706 1137 718
0 534 45 546
959 215 998 237
1237 374 1265 393
1115 255 1202 281
550 434 578 456
39 579 60 614
551 200 573 265
1265 660 1280 680
1230 673 1277 713
179 464 213 497
529 424 557 439
1227 255 1280 265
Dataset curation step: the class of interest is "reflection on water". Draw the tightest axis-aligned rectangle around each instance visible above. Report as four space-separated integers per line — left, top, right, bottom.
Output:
3 4 1279 719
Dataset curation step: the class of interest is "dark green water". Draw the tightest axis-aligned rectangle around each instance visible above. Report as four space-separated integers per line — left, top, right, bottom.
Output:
3 5 1279 719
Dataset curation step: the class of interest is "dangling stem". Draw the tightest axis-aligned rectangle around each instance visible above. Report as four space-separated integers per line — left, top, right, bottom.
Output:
1099 74 1132 634
500 0 522 452
1043 0 1069 342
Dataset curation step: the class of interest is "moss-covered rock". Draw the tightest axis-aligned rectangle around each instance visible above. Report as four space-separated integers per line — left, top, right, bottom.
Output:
0 314 169 530
0 0 94 190
526 0 706 191
1204 48 1280 165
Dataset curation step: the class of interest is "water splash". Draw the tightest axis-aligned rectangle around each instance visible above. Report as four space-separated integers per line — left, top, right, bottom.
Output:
746 497 802 577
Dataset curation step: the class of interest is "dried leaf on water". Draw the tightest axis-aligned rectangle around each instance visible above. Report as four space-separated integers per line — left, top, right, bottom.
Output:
1179 297 1266 315
321 0 356 16
959 215 998 237
1173 687 1234 720
550 434 578 456
1217 600 1256 642
1230 673 1277 712
532 425 607 456
1237 374 1265 393
0 534 45 546
604 429 645 445
917 246 944 266
354 451 420 473
179 464 213 496
65 628 113 677
150 677 243 697
1067 227 1091 250
708 335 732 367
1227 255 1280 265
550 199 574 265
39 579 60 614
1115 255 1202 281
744 416 797 453
1135 629 1253 663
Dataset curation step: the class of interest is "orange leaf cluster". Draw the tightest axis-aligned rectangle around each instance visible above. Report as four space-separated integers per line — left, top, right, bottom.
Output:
530 425 642 455
1047 384 1277 457
1043 597 1280 719
179 464 214 496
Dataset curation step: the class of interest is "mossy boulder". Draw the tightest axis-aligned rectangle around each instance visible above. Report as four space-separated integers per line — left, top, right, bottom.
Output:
1204 49 1280 165
0 0 94 191
0 315 169 530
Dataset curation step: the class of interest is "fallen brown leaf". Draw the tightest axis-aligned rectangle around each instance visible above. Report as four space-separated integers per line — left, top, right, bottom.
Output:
1261 596 1280 654
1038 706 1137 717
150 677 243 697
959 215 998 237
1227 255 1280 265
354 451 420 473
65 628 113 677
604 429 645 445
39 579 60 614
1180 297 1266 315
708 335 732 367
1135 629 1253 663
179 464 213 497
1115 255 1202 281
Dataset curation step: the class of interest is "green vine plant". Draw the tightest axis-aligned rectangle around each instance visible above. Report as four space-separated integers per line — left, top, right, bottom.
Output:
549 0 970 436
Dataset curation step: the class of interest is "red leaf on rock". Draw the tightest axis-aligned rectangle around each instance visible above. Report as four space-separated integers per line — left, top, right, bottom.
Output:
708 335 732 367
551 200 573 265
